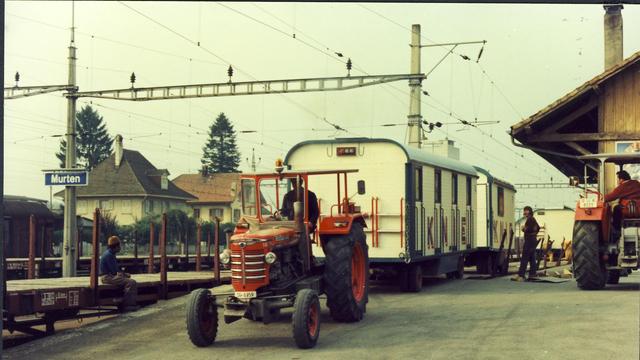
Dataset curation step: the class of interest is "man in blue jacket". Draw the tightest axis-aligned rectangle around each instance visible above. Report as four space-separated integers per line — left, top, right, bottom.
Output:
100 236 139 311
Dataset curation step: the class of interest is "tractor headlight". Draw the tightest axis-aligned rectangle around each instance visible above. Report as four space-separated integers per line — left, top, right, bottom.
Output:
265 252 277 264
220 251 231 264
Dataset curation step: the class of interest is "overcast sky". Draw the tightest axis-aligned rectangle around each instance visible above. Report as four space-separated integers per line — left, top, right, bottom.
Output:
4 1 640 210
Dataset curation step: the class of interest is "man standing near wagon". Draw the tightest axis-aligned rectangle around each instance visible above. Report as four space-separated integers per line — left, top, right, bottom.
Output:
100 236 139 312
512 206 540 282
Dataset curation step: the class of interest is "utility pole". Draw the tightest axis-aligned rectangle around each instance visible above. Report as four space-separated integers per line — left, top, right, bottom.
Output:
247 148 261 172
407 24 423 149
62 3 78 277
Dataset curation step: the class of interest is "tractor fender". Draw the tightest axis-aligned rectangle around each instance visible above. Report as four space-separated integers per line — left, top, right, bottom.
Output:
319 214 367 236
575 206 605 222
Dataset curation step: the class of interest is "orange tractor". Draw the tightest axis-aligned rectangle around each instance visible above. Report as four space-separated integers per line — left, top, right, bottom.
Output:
186 166 369 348
571 153 640 290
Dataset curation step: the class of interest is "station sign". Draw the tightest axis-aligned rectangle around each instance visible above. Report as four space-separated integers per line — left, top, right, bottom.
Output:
44 170 89 186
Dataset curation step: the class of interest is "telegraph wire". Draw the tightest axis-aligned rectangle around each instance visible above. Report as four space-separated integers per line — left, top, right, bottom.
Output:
118 1 348 134
5 12 227 67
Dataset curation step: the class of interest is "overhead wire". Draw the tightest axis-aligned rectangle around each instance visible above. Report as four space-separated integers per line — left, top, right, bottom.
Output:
118 1 351 135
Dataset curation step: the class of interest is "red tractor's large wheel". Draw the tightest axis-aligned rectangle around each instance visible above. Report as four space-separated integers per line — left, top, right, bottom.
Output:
292 289 321 349
573 221 607 290
323 223 369 322
186 289 218 347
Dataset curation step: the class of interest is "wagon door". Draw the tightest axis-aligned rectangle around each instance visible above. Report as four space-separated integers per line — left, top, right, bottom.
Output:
412 166 425 255
434 169 443 254
451 173 460 251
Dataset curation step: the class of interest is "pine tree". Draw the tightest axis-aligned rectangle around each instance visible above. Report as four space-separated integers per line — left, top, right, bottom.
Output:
56 105 114 171
201 113 241 174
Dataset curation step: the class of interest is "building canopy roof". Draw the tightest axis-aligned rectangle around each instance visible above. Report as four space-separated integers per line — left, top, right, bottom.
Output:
510 51 640 178
172 173 240 204
56 149 195 200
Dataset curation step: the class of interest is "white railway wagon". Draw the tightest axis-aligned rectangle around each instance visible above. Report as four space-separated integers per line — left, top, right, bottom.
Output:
285 138 478 292
471 167 517 274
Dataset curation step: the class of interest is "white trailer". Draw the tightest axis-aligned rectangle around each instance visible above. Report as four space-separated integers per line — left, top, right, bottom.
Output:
285 138 478 292
471 167 517 274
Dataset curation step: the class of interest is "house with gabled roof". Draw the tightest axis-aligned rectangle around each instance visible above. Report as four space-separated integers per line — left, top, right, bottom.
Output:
172 172 242 224
56 135 195 225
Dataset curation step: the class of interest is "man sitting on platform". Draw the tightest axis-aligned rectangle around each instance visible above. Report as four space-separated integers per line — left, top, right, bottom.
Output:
100 236 139 312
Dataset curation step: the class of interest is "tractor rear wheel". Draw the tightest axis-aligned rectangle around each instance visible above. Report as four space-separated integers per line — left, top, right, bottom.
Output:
186 289 218 347
323 223 369 322
607 269 620 284
292 289 321 349
573 221 607 290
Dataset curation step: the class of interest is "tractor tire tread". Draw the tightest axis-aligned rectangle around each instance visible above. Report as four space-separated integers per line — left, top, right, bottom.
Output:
323 223 369 323
186 288 218 347
573 221 606 290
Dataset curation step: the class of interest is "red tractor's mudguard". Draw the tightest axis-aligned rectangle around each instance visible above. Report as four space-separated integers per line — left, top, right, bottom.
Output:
575 200 610 243
319 215 367 236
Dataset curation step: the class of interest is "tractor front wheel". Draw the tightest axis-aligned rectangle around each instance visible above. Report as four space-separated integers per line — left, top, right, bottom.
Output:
573 221 607 290
292 289 321 349
323 223 369 322
186 289 218 347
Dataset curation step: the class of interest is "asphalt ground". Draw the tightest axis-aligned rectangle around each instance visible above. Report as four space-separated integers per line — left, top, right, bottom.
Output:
4 271 639 360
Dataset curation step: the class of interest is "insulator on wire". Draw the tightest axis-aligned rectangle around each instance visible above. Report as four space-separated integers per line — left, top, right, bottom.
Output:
346 58 352 76
476 42 485 63
130 72 136 88
15 72 20 86
227 65 234 82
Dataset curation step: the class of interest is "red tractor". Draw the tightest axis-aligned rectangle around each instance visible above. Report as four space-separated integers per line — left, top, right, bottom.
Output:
571 153 640 290
186 166 369 348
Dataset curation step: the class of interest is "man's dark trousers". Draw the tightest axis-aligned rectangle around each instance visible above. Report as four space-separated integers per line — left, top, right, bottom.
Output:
518 237 539 277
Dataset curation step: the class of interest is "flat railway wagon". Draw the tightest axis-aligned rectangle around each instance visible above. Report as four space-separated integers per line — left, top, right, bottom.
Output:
469 167 517 274
285 138 478 292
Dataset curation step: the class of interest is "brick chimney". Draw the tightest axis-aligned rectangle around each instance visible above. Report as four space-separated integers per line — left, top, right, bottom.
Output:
114 134 123 168
604 4 623 70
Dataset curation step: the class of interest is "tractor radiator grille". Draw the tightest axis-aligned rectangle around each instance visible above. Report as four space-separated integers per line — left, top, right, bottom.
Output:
230 249 266 285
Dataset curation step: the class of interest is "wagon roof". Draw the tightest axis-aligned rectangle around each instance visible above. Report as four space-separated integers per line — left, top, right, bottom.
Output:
473 167 517 192
285 138 478 177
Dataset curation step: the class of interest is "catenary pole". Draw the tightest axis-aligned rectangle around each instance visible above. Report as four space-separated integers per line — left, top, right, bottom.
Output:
407 24 423 148
62 2 78 277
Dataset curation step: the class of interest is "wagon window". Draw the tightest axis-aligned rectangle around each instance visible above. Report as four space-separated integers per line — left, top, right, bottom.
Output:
466 176 472 206
434 169 442 204
497 186 505 217
452 173 458 205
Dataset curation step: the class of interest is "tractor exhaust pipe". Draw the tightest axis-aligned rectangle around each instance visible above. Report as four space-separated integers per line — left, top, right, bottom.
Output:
294 200 311 272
